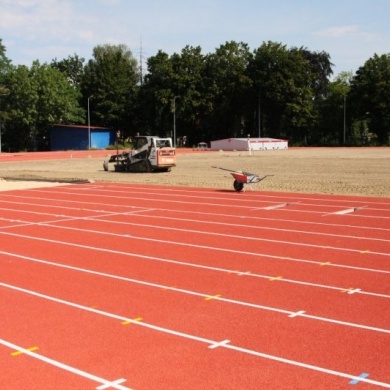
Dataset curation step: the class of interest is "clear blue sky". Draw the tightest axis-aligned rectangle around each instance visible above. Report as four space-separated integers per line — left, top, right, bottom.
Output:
1 0 389 77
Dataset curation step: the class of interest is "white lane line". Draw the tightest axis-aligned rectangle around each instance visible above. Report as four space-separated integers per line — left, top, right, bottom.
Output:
332 208 359 215
1 282 389 389
113 213 390 243
0 207 153 230
1 202 388 257
1 192 267 212
223 343 390 389
30 183 390 206
0 200 132 219
347 288 362 295
0 338 131 389
96 379 128 389
63 220 388 257
4 191 390 221
1 252 389 334
0 232 390 298
2 208 390 254
0 204 150 220
208 339 231 349
288 310 306 318
1 204 389 248
0 231 390 298
263 203 289 210
2 243 390 300
2 220 390 275
24 186 390 212
2 196 389 234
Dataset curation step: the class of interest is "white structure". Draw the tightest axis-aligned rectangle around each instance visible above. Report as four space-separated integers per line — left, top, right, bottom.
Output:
210 138 288 151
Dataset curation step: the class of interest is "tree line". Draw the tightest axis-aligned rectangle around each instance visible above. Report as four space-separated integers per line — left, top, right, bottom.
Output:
0 38 389 151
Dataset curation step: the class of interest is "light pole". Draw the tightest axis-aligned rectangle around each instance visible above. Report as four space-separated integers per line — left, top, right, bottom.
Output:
173 96 179 147
258 93 261 138
87 96 91 150
0 96 2 154
343 95 346 145
0 90 10 153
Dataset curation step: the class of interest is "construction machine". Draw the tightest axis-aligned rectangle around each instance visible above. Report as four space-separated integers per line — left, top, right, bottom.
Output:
103 136 176 173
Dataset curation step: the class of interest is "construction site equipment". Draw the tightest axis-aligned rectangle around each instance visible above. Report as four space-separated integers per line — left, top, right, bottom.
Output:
103 136 176 173
213 166 273 192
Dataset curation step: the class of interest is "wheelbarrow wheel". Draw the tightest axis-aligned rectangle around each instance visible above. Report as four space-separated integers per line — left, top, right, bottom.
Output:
233 180 244 192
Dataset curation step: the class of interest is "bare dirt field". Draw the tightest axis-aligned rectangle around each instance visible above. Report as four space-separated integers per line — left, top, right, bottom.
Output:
0 147 389 197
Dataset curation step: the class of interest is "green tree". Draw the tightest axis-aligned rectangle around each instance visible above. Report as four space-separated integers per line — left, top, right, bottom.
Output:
349 53 390 144
4 61 84 151
51 54 85 89
299 49 333 99
0 38 11 79
139 46 208 143
0 38 12 152
282 47 317 143
140 50 178 137
247 42 333 144
247 42 302 140
82 44 139 137
203 41 252 139
3 65 38 150
315 71 352 145
170 46 206 142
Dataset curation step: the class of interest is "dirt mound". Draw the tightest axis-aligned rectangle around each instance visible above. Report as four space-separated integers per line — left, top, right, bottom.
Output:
1 147 389 197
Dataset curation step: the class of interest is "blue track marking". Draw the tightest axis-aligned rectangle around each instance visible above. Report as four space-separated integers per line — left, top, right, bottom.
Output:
349 373 369 385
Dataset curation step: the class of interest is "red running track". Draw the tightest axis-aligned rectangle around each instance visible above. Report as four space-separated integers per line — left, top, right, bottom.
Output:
0 182 389 389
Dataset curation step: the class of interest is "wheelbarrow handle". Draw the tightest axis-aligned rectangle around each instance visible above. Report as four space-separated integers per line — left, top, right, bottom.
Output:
212 166 240 173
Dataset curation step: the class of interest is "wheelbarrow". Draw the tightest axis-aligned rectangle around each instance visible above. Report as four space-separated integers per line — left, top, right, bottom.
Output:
213 166 273 192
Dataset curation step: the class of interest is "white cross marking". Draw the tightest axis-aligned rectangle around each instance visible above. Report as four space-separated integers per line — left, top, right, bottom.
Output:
288 310 306 318
96 378 128 389
208 339 231 349
347 288 361 295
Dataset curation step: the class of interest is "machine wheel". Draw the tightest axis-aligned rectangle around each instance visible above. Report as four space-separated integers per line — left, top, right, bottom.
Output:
143 159 153 172
114 163 126 172
233 180 244 192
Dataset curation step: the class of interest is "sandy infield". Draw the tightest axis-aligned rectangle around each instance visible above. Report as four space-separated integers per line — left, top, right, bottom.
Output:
0 147 389 197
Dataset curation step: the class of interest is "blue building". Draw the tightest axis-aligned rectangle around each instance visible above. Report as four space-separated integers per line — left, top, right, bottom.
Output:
50 124 116 150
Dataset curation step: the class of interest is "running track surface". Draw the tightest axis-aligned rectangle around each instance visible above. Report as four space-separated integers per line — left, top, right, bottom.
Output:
0 182 389 389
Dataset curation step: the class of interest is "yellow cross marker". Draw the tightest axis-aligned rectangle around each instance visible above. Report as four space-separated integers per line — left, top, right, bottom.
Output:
205 294 221 301
269 276 283 281
11 346 39 356
237 271 251 276
320 262 331 266
341 288 361 294
341 287 354 293
121 317 143 325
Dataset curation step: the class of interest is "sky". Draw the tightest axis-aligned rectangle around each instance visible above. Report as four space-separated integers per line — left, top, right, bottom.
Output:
1 0 389 77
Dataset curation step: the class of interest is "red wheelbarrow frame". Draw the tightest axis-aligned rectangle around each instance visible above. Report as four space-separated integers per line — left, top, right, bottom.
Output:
213 166 273 192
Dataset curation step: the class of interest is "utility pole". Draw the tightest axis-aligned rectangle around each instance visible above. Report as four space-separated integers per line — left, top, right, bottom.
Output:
88 96 91 150
343 95 346 145
258 93 261 138
173 96 177 147
139 37 144 85
0 90 10 153
0 96 2 153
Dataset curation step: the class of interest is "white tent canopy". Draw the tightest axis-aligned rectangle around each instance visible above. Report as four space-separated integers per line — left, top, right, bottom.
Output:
210 138 288 151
